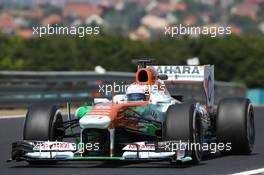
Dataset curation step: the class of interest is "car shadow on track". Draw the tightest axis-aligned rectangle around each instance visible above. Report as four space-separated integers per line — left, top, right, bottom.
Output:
10 160 206 169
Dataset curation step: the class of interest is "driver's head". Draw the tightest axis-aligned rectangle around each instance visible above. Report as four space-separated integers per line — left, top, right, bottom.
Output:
126 84 149 102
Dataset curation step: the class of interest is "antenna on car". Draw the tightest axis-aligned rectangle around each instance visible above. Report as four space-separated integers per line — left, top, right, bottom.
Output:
132 59 155 68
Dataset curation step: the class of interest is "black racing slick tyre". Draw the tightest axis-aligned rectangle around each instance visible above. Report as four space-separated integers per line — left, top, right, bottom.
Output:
23 105 64 141
216 98 255 155
164 104 203 164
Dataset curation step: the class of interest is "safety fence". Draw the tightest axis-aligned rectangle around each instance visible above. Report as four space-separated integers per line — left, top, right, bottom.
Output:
0 71 246 108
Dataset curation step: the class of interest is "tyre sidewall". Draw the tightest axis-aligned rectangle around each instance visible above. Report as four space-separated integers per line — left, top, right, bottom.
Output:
23 105 62 141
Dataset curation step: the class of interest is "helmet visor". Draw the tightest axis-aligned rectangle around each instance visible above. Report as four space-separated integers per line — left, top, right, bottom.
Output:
127 93 146 101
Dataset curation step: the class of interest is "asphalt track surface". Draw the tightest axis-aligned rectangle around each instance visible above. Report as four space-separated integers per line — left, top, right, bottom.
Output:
0 107 264 175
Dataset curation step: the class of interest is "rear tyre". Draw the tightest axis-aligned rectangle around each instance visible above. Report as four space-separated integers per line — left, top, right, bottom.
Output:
216 98 255 155
164 104 203 164
23 105 64 141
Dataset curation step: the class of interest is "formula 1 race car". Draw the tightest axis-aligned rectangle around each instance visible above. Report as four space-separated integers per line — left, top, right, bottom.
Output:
10 60 255 165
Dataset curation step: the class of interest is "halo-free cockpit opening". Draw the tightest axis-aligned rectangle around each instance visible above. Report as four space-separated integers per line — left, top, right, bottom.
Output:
137 70 148 82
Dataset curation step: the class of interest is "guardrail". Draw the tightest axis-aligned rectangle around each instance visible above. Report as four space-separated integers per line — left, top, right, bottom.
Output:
0 71 246 108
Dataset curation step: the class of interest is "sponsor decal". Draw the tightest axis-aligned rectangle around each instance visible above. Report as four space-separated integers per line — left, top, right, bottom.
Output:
151 66 205 81
155 66 201 75
123 142 155 151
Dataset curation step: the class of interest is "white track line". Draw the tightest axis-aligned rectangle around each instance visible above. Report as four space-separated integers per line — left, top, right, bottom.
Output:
0 115 25 119
231 168 264 175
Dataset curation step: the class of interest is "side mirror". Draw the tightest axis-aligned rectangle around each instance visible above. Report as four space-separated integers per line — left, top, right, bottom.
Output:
113 94 127 104
94 98 110 104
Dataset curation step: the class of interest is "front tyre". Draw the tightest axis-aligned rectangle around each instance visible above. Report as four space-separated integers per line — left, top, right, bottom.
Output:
23 105 64 141
164 104 203 164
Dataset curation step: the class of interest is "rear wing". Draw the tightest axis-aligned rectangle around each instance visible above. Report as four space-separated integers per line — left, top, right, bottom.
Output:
151 65 214 112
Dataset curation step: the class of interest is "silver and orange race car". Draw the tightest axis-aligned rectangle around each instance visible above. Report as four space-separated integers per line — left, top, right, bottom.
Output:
10 60 255 165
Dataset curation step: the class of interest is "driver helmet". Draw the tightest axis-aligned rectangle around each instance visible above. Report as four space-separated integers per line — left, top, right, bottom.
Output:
126 83 149 101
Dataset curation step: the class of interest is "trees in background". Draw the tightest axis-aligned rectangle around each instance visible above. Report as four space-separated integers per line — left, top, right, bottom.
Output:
0 33 263 88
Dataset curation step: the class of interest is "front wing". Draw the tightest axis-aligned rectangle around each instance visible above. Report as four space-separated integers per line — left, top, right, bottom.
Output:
9 140 192 163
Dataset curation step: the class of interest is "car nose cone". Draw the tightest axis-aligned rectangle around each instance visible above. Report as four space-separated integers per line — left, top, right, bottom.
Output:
79 115 111 129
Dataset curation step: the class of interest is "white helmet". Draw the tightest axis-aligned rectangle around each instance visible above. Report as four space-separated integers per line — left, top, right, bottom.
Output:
126 83 149 101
